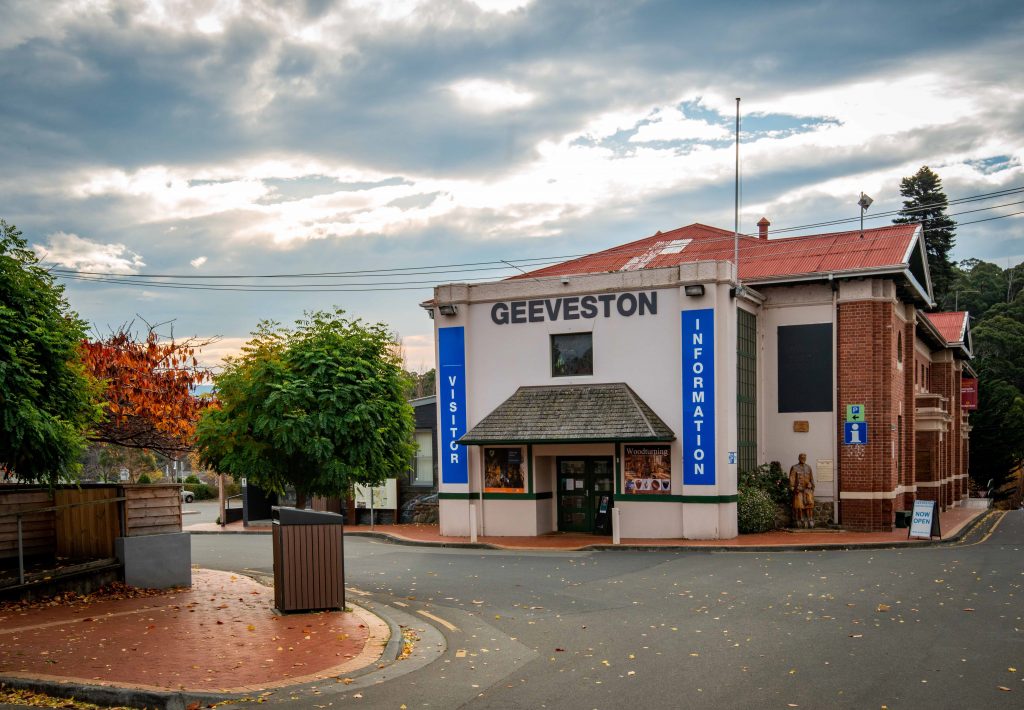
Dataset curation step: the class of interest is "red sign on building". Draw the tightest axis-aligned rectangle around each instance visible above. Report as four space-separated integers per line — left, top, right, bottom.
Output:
961 377 978 410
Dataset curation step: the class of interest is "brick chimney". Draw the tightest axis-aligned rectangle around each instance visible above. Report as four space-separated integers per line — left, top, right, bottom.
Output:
757 217 770 240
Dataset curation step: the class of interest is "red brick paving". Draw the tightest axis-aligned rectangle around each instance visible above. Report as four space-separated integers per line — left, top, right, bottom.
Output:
186 506 986 550
0 569 385 694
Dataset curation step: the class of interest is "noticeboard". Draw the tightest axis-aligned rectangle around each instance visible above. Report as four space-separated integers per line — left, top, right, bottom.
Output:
354 478 398 510
909 499 941 539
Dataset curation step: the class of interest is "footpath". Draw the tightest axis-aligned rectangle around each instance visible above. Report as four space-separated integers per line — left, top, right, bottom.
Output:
0 505 995 709
189 504 987 551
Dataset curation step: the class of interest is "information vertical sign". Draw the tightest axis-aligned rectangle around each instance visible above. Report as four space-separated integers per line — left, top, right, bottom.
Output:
438 326 468 485
682 309 716 486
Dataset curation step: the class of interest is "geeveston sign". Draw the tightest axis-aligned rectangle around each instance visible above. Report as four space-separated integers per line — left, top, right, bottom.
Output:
491 291 657 325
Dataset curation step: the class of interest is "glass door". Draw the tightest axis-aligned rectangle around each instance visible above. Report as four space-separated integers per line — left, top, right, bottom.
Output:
557 457 615 533
557 460 590 532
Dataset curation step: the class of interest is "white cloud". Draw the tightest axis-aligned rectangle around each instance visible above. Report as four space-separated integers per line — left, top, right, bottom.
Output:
190 256 208 268
34 232 144 274
401 333 435 373
629 107 729 143
450 79 536 113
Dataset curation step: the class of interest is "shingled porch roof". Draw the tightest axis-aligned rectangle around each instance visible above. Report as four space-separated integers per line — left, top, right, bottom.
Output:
459 383 675 445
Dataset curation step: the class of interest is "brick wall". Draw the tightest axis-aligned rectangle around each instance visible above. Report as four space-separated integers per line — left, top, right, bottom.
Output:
837 299 898 531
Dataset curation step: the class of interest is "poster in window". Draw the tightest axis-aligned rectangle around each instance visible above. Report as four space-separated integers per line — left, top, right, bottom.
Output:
484 447 526 493
624 444 672 494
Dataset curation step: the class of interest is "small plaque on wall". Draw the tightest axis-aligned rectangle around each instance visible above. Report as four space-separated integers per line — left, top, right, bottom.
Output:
817 459 834 482
793 420 809 433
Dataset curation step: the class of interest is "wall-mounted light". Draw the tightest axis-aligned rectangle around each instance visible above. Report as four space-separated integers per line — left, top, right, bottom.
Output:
438 304 458 316
684 284 705 297
560 276 570 285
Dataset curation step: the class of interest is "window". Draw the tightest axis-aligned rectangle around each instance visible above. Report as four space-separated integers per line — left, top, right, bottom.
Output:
551 333 593 377
737 309 758 474
896 331 903 364
777 323 833 412
484 447 525 492
411 429 434 486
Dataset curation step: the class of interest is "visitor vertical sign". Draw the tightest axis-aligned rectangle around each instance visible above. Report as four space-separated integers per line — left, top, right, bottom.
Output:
682 309 716 485
438 327 468 485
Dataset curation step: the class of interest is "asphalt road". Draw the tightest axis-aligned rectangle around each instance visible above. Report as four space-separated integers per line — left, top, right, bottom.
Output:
190 511 1024 709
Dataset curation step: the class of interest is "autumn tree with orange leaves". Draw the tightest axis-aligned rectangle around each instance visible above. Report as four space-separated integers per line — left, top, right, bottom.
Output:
81 324 215 456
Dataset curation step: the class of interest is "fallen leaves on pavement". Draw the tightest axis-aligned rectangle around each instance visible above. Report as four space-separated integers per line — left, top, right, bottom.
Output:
0 683 133 709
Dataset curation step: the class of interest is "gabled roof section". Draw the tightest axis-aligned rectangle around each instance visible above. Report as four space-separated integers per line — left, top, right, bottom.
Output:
512 222 931 304
923 311 972 357
459 383 675 444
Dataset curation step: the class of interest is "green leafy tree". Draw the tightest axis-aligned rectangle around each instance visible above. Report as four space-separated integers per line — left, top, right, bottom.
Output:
947 259 1006 317
195 309 415 509
1 219 100 484
893 166 957 305
968 304 1024 498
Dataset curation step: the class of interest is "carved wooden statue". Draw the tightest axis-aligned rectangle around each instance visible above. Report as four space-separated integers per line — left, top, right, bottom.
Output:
789 453 815 528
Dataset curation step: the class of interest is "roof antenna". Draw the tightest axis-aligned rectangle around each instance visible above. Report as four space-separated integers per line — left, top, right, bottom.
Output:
858 192 873 238
733 97 741 289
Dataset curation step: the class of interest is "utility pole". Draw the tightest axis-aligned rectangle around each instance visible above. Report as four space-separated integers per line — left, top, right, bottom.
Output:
733 97 740 287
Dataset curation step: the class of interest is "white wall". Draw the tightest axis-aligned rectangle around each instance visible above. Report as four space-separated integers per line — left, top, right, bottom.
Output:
760 283 836 499
434 263 741 539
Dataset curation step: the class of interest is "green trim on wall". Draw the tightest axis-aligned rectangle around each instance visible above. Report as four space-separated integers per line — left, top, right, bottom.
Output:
527 443 534 495
437 492 481 500
615 443 622 497
482 492 553 500
613 494 739 503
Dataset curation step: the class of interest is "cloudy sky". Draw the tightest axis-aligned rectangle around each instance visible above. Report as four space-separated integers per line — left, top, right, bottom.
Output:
3 0 1023 370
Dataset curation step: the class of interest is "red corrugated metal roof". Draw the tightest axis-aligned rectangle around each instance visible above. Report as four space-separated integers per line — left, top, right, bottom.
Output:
514 222 921 282
923 311 968 344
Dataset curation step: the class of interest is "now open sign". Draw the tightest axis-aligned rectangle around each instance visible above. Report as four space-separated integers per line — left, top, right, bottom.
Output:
909 499 940 539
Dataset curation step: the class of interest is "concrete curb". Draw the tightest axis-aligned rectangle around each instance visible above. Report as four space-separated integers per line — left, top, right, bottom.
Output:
0 600 403 710
320 510 996 554
187 510 995 553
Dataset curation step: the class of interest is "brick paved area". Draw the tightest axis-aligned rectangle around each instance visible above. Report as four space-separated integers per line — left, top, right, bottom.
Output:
0 569 386 694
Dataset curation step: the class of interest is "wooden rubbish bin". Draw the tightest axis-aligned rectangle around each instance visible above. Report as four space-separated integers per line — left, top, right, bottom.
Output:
271 507 345 613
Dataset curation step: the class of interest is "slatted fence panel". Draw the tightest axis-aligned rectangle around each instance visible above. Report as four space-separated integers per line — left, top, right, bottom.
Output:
124 485 182 536
54 488 120 559
0 489 55 560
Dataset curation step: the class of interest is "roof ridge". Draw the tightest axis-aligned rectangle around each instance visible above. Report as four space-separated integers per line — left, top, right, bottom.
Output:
622 383 657 438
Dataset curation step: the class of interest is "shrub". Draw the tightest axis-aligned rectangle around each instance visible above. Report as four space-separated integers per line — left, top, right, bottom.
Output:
737 487 777 533
137 473 152 484
184 474 201 485
184 482 215 500
739 461 789 505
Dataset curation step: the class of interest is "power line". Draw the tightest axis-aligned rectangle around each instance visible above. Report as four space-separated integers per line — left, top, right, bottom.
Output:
48 187 1024 293
46 185 1023 281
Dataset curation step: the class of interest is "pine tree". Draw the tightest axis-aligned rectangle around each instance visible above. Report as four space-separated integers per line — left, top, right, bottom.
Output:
893 166 957 306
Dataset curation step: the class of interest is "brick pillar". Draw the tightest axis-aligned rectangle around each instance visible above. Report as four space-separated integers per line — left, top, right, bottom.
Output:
899 315 916 512
915 430 940 504
837 299 897 531
951 367 963 502
932 361 954 510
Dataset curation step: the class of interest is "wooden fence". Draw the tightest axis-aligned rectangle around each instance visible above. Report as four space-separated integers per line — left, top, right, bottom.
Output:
0 489 55 561
0 484 182 564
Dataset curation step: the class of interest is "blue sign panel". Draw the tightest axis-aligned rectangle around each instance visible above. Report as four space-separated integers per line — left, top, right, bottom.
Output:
844 421 868 445
438 327 468 484
682 309 716 485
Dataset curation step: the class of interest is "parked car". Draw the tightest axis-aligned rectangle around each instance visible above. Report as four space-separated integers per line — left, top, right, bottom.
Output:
181 489 195 504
